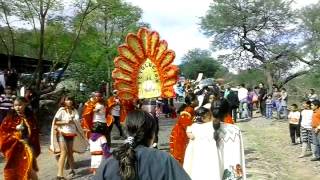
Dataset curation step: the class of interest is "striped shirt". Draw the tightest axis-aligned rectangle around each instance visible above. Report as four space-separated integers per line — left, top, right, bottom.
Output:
0 94 13 110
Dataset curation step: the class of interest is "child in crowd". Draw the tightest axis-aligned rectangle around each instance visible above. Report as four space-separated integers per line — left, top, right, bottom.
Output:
288 104 301 144
280 88 288 119
89 123 111 174
266 94 273 119
311 100 320 161
299 101 313 157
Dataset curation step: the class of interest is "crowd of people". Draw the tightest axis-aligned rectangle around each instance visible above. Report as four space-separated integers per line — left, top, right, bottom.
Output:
0 78 319 180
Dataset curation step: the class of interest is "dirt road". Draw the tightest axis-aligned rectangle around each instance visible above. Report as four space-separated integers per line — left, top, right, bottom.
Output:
238 116 320 180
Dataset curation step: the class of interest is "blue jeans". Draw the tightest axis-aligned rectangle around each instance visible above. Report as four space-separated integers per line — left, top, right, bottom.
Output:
266 104 273 119
278 106 288 119
239 99 248 118
312 131 320 158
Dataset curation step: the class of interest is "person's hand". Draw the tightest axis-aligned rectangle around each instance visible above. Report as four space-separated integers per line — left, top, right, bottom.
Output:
13 131 22 139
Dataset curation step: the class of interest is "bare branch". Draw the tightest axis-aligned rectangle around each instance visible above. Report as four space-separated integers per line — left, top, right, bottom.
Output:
279 70 309 86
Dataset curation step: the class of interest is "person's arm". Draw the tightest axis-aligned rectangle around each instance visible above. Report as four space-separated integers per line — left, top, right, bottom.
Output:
287 112 292 119
282 92 288 100
165 155 192 180
186 126 194 140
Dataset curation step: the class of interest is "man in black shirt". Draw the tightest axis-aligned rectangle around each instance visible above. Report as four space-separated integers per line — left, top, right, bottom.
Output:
258 83 267 117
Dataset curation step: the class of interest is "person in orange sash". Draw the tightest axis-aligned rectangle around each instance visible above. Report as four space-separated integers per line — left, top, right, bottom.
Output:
0 97 41 180
81 93 97 139
169 93 198 165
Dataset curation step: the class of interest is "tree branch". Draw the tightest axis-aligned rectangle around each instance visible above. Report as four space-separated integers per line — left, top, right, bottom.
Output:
279 70 309 86
0 33 9 55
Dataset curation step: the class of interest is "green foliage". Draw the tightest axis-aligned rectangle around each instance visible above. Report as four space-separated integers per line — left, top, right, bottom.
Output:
179 48 224 79
64 62 109 102
299 1 320 63
0 0 144 84
225 69 266 88
200 0 304 87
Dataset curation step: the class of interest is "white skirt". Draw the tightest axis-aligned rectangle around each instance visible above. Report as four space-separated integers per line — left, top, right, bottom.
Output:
91 155 103 169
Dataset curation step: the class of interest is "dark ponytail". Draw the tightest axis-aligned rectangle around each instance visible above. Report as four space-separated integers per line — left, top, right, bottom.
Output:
113 110 156 180
210 99 229 146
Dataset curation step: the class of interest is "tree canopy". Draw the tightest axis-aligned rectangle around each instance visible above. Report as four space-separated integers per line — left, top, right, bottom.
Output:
200 0 320 89
179 48 225 79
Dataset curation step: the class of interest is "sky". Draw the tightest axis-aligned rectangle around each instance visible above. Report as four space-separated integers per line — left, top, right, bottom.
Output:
125 0 319 65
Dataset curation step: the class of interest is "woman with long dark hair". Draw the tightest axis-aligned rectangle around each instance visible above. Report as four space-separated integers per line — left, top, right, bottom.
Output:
94 110 191 180
183 99 246 180
0 97 41 180
50 96 88 179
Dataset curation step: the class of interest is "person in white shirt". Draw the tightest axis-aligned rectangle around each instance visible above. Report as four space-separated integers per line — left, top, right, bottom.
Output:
50 96 88 179
233 84 249 119
92 92 110 145
183 99 246 180
307 89 318 102
299 101 314 157
89 123 111 174
288 104 301 144
93 93 106 124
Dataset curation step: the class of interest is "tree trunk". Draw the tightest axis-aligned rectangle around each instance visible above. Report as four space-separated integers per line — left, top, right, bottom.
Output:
264 65 273 93
7 54 11 69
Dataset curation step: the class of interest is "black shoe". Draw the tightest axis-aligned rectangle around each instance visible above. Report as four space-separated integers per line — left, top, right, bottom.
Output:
56 176 65 180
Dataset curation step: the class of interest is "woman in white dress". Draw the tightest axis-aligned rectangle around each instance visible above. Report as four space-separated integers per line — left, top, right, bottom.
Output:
184 99 246 180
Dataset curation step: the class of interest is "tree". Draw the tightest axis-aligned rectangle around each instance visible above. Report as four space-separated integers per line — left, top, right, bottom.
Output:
296 2 320 66
179 48 224 79
80 0 144 81
200 0 312 90
0 0 17 68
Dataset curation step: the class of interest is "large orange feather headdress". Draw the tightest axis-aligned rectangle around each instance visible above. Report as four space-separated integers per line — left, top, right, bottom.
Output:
112 27 179 100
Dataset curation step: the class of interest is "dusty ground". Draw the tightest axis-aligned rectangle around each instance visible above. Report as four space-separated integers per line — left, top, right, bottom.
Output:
1 114 320 180
237 114 320 180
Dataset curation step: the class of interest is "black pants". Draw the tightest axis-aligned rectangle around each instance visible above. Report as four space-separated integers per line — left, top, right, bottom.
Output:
229 108 237 123
289 124 300 143
154 116 159 144
260 100 266 117
109 116 124 137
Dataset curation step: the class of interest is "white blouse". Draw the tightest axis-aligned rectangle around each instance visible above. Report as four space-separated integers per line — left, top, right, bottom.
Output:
54 107 79 134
